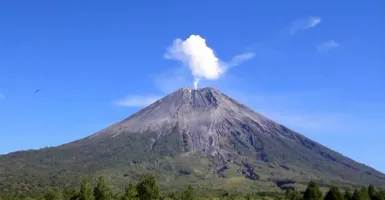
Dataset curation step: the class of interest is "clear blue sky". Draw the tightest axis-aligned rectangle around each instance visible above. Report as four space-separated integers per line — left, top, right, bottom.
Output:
0 0 384 172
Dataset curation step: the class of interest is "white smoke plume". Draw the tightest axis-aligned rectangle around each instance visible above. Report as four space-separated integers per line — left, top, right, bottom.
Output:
165 35 254 89
165 35 224 89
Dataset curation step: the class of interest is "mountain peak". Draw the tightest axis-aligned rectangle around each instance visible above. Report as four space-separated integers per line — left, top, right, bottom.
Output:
92 87 271 143
83 87 385 187
197 86 217 91
2 87 385 192
177 86 218 92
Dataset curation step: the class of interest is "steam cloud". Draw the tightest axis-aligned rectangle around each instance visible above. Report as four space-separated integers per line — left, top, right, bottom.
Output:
165 35 224 89
165 35 254 89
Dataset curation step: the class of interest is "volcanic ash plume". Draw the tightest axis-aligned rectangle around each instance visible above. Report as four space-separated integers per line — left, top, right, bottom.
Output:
165 35 224 89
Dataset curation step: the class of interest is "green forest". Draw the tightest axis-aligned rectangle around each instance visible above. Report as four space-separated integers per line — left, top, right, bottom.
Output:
1 174 384 200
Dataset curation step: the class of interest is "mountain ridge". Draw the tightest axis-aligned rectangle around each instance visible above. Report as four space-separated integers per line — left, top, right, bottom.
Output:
70 87 385 185
0 87 384 193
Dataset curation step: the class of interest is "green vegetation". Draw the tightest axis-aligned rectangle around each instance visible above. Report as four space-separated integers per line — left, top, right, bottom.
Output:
324 186 343 200
180 185 196 200
135 174 160 200
121 183 137 200
79 179 94 200
2 87 384 199
94 177 110 200
0 174 384 200
344 188 353 200
285 189 302 200
303 181 323 200
1 131 383 196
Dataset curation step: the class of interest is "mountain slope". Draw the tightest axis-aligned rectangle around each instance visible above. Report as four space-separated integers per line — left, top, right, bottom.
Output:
0 87 384 193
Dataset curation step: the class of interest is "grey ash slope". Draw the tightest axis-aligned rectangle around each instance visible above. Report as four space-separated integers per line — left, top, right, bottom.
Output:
89 87 384 185
0 87 384 192
91 86 274 157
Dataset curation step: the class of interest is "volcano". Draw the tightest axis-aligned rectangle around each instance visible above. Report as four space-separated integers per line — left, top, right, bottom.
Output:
0 87 384 192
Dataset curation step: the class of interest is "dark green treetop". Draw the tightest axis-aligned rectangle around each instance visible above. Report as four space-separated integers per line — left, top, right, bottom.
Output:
352 188 370 200
63 187 79 200
121 183 137 200
79 179 95 200
43 188 61 200
135 174 160 200
324 186 343 200
369 185 376 200
285 189 302 200
303 181 323 200
345 187 353 200
94 177 110 200
181 185 196 200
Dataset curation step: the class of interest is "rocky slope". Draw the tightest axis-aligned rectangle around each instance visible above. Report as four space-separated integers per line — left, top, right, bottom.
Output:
0 87 384 193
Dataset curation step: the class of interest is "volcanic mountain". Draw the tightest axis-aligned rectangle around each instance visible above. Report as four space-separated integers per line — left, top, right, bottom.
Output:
0 87 384 192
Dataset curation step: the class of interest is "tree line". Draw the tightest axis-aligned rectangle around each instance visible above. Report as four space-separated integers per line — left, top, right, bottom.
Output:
285 181 385 200
1 174 384 200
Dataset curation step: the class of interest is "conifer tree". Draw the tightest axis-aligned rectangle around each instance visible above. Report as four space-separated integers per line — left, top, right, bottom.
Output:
345 188 353 200
361 187 371 200
379 191 385 200
285 189 302 200
181 185 196 200
303 181 323 200
79 179 94 200
167 192 178 200
94 177 110 200
63 187 79 200
121 183 137 200
369 185 376 200
370 187 385 200
324 186 343 200
352 188 370 200
352 189 361 200
44 188 61 200
136 174 160 200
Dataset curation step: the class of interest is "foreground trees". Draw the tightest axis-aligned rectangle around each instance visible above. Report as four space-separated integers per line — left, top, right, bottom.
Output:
303 181 323 200
1 175 385 200
121 183 137 200
285 189 302 200
79 179 94 200
324 186 343 200
180 185 196 200
135 174 160 200
94 177 110 200
345 188 353 200
290 181 384 200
